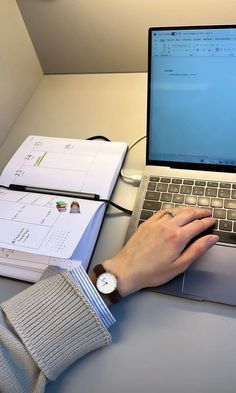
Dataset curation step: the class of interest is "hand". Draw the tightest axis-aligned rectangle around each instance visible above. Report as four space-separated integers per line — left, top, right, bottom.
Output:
102 207 219 297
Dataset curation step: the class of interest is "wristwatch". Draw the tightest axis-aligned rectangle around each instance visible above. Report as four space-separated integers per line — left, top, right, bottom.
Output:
93 264 122 304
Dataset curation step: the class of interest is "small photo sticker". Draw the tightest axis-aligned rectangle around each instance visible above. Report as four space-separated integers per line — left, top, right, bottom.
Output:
70 201 80 214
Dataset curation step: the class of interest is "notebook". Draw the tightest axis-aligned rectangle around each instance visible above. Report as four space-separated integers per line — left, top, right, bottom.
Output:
125 25 236 306
0 135 127 282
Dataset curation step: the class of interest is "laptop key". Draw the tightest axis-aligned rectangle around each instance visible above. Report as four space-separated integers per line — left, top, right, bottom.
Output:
172 179 182 184
160 193 172 202
194 229 236 244
213 209 226 219
185 196 197 205
207 182 218 187
198 197 210 206
149 176 159 182
161 178 171 183
162 203 174 209
224 199 236 209
173 194 185 203
218 189 230 198
145 191 160 201
227 210 236 220
168 184 180 193
140 210 154 220
143 200 161 211
219 220 233 231
211 198 223 208
156 183 168 192
193 186 204 196
220 182 231 189
147 182 156 191
210 229 236 243
195 181 206 186
180 185 192 194
205 188 217 197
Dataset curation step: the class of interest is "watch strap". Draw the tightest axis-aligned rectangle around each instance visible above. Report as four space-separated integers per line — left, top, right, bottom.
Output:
93 264 122 304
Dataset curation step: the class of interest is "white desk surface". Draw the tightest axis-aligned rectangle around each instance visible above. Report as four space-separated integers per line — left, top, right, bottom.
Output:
1 73 236 393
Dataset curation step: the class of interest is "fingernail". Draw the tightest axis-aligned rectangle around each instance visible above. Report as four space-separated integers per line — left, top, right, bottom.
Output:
208 235 219 246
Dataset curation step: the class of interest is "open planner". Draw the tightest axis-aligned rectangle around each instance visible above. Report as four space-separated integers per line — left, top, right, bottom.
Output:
0 135 127 282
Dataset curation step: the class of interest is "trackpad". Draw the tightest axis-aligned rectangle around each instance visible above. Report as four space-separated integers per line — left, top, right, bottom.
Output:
183 244 236 306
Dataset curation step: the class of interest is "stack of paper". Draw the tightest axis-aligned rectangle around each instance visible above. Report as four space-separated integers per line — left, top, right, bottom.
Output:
0 135 127 281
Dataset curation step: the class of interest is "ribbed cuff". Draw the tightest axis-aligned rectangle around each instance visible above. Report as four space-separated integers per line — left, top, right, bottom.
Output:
1 268 111 381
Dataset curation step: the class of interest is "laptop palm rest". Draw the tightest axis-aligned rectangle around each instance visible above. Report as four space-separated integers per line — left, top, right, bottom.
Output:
151 244 236 306
183 244 236 305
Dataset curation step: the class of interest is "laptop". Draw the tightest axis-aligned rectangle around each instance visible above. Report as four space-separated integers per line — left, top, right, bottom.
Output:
125 25 236 306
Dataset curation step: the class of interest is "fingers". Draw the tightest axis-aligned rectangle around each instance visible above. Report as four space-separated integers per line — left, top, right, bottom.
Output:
174 234 219 272
147 209 172 222
169 207 215 244
170 207 212 226
145 207 216 257
181 215 216 243
144 206 216 241
150 206 212 225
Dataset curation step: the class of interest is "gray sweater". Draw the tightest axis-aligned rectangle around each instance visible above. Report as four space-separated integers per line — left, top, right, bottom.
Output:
0 268 111 393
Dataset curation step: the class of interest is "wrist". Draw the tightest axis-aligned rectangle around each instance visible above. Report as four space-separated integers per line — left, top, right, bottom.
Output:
102 256 139 297
89 262 124 305
88 270 112 306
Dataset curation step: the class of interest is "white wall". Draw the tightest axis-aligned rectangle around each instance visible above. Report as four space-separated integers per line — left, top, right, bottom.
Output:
0 0 42 146
17 0 236 74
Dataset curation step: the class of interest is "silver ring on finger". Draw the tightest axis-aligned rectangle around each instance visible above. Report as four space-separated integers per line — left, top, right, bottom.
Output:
164 209 176 218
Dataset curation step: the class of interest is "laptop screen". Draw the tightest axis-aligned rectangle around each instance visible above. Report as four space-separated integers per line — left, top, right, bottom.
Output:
147 25 236 172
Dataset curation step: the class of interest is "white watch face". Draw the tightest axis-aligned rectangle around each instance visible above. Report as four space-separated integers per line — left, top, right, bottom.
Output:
96 272 117 294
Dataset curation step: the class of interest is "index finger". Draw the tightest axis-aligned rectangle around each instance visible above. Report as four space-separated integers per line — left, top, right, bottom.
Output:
170 207 212 227
180 215 216 244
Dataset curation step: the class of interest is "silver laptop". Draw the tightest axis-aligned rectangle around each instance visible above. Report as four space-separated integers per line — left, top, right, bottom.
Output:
125 25 236 306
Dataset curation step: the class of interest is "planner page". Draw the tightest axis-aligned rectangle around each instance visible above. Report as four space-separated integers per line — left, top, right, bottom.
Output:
0 187 103 258
0 135 127 198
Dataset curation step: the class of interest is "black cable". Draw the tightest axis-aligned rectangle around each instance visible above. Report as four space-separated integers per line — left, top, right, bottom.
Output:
86 135 111 141
99 198 132 215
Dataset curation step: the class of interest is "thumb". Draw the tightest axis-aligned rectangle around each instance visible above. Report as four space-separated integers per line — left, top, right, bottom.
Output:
174 234 219 273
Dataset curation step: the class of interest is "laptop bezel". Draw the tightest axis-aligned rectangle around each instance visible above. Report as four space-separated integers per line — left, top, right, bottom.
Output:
146 25 236 173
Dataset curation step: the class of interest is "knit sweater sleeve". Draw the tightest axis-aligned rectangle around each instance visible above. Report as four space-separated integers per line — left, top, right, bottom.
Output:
0 267 112 393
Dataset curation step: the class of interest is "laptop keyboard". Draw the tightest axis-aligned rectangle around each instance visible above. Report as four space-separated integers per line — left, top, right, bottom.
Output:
139 176 236 244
